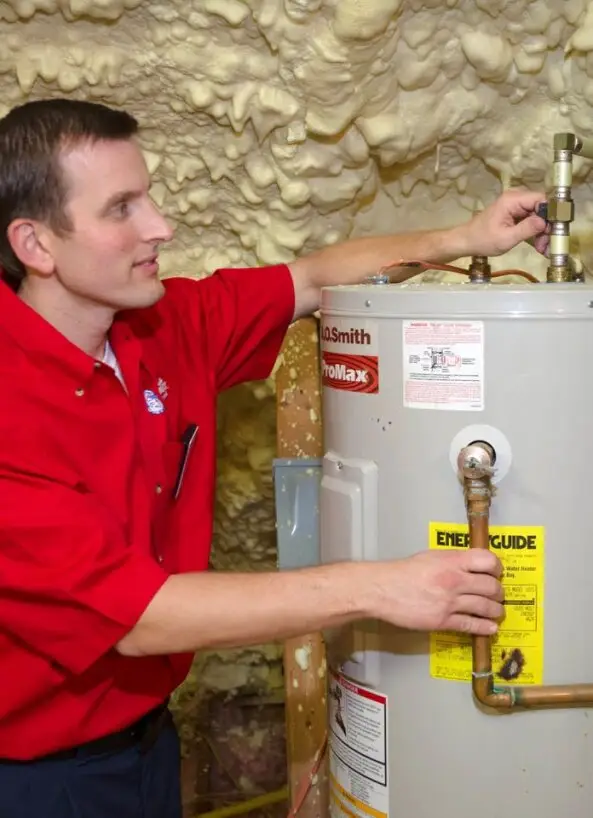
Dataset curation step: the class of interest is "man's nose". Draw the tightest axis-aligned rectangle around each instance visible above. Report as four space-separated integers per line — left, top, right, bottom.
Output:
145 201 174 243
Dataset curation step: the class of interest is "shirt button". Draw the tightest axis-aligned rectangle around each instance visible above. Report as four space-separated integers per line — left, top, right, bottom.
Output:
94 361 101 370
155 484 162 495
75 388 85 397
157 555 164 564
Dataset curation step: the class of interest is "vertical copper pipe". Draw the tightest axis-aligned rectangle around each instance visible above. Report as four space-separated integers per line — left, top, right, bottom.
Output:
470 510 495 693
465 478 514 708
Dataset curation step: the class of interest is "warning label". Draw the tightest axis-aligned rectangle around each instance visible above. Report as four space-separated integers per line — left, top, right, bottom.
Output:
402 320 484 411
329 670 388 818
322 318 379 394
429 522 545 685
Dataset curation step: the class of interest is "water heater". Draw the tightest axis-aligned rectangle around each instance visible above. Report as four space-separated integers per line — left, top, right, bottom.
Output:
319 278 593 818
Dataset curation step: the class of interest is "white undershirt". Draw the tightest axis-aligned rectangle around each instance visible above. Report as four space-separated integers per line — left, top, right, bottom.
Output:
102 340 125 386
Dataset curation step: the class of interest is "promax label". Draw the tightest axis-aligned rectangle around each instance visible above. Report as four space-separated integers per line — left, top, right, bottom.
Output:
321 317 379 395
429 522 544 685
322 352 379 394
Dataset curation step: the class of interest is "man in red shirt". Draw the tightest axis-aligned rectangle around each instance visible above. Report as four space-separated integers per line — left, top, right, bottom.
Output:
0 99 547 817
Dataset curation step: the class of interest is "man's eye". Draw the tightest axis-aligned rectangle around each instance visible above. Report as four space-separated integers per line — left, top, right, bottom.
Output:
114 201 130 217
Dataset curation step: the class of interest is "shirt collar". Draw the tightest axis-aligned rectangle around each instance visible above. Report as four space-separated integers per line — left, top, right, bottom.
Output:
0 279 145 385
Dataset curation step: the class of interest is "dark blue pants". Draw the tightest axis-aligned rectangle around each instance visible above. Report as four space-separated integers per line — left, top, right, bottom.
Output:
0 722 182 818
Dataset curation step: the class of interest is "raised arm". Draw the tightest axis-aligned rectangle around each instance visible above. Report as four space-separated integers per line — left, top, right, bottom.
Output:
289 188 547 319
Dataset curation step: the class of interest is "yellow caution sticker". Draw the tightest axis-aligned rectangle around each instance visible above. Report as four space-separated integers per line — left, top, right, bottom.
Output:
330 775 387 818
429 522 544 685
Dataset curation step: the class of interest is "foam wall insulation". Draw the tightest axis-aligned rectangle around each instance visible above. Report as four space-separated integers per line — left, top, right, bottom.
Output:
2 0 593 763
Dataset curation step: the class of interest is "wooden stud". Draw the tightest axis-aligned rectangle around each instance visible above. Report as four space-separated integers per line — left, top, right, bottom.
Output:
276 317 328 818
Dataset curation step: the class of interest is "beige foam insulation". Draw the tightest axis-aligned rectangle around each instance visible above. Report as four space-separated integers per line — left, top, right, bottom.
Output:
3 0 593 699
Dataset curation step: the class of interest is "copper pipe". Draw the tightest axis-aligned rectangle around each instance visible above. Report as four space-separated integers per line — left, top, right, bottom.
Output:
462 447 593 709
490 269 539 283
465 476 515 709
378 259 539 284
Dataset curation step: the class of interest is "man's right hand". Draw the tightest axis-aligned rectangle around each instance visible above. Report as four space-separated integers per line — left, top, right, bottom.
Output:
368 549 504 636
116 547 504 658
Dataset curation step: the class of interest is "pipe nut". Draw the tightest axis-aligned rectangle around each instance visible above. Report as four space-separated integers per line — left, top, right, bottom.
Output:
553 133 578 152
547 199 574 222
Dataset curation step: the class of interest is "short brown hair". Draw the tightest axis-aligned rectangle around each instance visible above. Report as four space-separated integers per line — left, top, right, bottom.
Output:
0 98 138 291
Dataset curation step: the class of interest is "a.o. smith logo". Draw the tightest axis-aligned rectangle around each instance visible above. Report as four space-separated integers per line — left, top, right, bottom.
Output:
322 351 379 394
321 326 371 345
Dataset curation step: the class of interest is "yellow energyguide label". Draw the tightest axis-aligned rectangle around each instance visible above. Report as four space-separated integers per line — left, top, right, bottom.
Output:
429 522 544 685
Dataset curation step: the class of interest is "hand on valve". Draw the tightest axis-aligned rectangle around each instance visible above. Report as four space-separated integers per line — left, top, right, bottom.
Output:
369 548 504 636
454 188 550 258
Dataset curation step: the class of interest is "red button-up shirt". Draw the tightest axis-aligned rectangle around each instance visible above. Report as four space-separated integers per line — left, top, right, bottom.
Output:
0 264 294 759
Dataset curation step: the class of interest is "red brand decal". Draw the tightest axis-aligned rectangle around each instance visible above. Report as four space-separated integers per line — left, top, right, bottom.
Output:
322 351 379 394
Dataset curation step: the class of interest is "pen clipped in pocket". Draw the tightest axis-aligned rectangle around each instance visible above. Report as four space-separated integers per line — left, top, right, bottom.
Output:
172 423 199 500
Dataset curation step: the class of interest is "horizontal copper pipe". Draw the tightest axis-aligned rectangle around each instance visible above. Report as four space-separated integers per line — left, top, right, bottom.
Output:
465 473 593 709
377 259 540 284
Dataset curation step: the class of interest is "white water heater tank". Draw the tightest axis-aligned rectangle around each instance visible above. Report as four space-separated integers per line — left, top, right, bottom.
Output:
319 281 593 818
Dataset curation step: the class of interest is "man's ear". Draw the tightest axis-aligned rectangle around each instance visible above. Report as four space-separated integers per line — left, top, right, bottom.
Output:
6 219 56 276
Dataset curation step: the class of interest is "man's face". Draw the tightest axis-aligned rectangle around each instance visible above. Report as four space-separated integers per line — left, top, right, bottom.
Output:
47 137 173 311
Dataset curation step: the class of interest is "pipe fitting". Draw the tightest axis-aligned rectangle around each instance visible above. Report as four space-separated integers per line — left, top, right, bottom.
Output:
468 256 492 283
457 441 495 480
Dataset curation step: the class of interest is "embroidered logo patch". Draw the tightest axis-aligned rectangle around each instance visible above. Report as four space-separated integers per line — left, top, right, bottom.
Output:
157 377 169 399
144 389 165 414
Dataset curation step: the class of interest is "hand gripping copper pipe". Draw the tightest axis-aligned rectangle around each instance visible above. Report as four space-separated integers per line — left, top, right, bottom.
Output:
459 443 593 709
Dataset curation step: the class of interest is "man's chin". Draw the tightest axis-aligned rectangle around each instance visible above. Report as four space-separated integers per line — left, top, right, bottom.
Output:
115 279 165 312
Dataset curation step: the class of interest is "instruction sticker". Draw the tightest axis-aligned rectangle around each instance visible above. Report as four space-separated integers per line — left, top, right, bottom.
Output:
403 320 484 411
429 522 545 685
329 669 388 818
321 318 379 394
